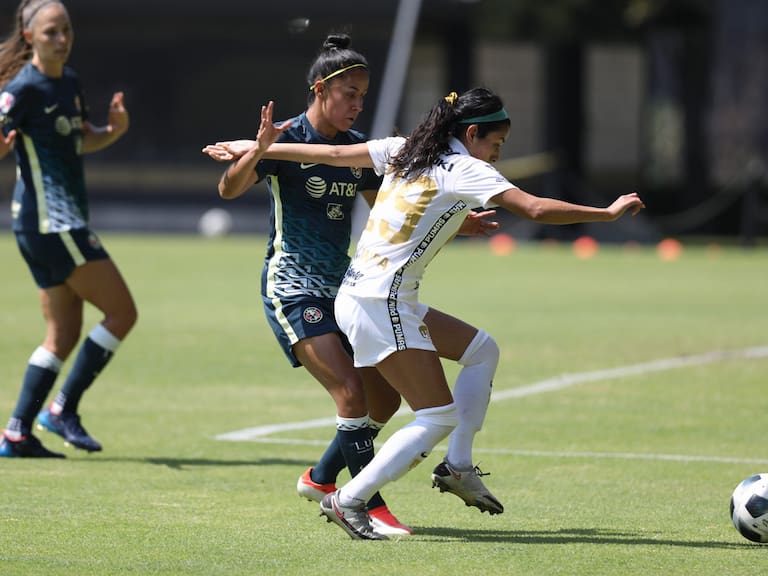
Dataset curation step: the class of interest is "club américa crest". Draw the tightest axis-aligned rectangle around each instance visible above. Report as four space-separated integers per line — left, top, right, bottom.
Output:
302 306 323 324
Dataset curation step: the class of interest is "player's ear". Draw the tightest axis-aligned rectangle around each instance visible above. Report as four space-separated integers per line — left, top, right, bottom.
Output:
464 124 478 143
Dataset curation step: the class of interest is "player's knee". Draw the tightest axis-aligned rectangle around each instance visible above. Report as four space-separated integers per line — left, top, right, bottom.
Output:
104 303 138 340
403 402 458 468
368 394 400 424
414 402 458 433
458 330 499 369
333 384 368 417
118 300 139 335
124 302 138 332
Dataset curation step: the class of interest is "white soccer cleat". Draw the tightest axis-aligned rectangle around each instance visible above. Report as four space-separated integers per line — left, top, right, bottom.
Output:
320 491 388 540
431 459 504 515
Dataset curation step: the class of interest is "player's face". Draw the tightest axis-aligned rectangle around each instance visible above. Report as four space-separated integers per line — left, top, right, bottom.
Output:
320 68 369 134
465 125 509 164
25 4 73 71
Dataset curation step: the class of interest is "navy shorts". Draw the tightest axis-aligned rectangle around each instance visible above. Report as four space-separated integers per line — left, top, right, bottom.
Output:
262 295 352 367
15 228 110 288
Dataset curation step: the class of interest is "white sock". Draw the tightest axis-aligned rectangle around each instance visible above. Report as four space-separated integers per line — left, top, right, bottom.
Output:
89 324 121 352
445 331 499 470
29 346 63 371
368 418 386 433
338 403 458 506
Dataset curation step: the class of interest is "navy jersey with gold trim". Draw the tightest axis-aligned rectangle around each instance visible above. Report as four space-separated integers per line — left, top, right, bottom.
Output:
256 113 382 300
0 63 88 233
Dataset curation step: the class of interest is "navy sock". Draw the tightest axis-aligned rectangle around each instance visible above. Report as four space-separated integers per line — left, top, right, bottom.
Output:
58 337 113 413
311 436 347 485
337 426 374 477
313 422 386 484
311 421 387 510
11 365 59 435
336 426 387 510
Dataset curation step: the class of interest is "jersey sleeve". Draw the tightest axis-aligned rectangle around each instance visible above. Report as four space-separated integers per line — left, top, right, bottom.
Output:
366 136 405 176
456 159 517 209
256 157 278 181
0 83 25 134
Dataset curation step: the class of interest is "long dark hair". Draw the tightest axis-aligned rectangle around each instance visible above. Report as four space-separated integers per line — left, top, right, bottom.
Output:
0 0 64 88
306 33 368 105
389 87 510 181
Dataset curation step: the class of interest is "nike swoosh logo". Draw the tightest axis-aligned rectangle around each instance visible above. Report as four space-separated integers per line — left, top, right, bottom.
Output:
44 104 59 114
300 163 319 169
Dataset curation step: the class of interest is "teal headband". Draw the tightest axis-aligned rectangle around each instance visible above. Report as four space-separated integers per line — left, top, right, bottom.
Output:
457 108 509 124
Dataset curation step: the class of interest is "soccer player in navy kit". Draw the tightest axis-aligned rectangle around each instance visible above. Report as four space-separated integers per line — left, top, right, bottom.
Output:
212 34 410 535
0 0 135 457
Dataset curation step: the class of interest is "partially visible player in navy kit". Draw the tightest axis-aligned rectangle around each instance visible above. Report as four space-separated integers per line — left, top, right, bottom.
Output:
210 34 411 535
0 0 135 458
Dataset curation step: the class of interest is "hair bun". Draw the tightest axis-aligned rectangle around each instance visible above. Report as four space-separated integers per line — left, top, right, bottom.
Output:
323 33 352 51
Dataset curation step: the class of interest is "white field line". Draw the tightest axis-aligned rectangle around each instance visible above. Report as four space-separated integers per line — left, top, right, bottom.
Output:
215 345 768 464
220 438 768 466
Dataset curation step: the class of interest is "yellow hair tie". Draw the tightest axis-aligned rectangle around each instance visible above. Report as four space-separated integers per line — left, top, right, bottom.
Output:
444 92 458 105
309 63 368 91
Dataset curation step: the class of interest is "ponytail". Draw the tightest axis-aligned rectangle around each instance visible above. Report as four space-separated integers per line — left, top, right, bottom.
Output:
389 88 509 181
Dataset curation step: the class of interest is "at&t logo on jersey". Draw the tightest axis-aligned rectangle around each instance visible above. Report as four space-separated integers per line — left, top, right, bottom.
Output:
305 176 326 198
302 306 323 324
304 176 359 199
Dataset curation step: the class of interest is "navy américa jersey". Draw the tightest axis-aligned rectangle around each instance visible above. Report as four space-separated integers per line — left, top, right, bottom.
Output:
256 112 382 300
0 62 88 233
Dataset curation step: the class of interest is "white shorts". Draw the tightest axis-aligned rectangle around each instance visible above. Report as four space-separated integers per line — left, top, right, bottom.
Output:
335 291 434 367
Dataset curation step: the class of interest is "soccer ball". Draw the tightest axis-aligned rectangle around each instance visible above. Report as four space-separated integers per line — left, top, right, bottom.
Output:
730 473 768 543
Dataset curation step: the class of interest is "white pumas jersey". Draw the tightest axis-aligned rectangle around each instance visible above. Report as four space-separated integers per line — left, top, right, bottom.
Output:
339 136 516 300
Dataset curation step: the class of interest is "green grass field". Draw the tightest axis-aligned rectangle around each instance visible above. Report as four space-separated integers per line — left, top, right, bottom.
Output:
1 233 767 575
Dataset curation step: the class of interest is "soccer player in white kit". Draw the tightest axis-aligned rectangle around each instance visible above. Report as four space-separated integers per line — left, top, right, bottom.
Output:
229 89 645 539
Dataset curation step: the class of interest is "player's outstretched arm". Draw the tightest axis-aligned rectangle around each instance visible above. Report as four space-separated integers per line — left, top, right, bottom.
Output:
258 100 374 168
264 140 374 168
492 188 645 224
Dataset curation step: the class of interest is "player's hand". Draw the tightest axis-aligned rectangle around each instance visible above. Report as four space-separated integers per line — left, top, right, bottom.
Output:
457 209 500 237
0 129 16 159
606 192 645 220
256 100 292 153
202 140 256 162
107 91 129 137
